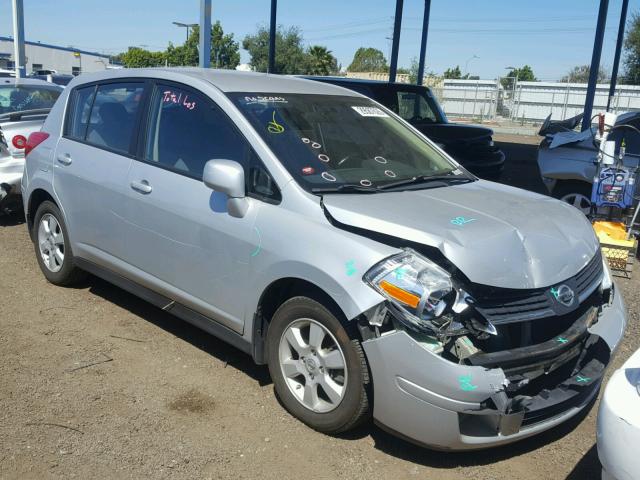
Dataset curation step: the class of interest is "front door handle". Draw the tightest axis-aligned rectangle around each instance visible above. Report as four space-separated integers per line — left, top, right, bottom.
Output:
130 180 153 194
56 153 72 166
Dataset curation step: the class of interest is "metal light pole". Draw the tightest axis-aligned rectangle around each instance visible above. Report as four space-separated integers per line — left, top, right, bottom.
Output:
464 54 478 77
582 0 609 131
199 0 211 68
416 0 431 86
11 0 26 78
268 0 277 73
607 0 629 111
388 0 404 83
173 21 198 43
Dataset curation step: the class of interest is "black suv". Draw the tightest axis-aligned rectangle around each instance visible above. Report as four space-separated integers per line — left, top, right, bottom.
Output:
306 77 505 179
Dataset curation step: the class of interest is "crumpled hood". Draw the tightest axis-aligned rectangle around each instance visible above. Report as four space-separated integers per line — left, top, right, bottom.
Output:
322 180 599 289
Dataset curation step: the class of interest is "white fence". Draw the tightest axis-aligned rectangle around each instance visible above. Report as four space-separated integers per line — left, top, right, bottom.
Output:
433 79 640 123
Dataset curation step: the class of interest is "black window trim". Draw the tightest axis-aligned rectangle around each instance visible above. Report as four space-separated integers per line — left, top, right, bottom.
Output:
62 77 151 160
135 78 282 204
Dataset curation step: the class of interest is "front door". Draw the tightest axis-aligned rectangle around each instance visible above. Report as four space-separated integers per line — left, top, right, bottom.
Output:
121 82 264 333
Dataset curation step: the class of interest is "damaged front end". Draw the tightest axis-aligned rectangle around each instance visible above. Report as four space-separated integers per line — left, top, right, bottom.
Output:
358 248 626 450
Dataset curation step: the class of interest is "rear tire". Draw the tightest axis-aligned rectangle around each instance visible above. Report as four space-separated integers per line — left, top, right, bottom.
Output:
32 200 86 286
266 296 371 434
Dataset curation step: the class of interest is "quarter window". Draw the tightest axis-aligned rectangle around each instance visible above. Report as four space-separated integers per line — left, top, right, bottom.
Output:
68 86 95 140
84 83 144 154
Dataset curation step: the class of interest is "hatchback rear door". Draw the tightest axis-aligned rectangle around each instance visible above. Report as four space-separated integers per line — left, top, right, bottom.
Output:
54 81 147 262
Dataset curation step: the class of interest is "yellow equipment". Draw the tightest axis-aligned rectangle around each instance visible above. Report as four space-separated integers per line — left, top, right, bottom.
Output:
593 221 637 277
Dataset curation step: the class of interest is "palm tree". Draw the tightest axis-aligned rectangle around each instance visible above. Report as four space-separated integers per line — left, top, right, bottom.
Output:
307 46 338 76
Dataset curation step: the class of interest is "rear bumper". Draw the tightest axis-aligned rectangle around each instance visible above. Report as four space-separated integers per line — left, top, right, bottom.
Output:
362 286 626 450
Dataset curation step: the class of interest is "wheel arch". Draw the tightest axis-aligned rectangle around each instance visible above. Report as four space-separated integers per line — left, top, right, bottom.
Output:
251 277 349 364
26 188 58 238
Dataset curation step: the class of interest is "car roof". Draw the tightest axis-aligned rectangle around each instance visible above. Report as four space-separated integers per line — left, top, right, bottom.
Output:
304 75 430 90
0 77 64 89
68 68 362 96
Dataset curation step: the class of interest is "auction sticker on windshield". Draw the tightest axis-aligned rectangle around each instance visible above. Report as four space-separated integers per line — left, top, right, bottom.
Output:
351 106 389 117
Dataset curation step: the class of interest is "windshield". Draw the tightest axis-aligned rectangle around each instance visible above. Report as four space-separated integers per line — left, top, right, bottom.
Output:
0 85 61 114
229 93 462 192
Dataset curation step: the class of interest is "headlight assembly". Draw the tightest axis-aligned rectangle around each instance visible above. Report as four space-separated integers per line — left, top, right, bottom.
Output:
364 249 454 333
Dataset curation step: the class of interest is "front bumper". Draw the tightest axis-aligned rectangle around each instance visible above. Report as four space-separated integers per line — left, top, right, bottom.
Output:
453 147 505 179
362 285 626 450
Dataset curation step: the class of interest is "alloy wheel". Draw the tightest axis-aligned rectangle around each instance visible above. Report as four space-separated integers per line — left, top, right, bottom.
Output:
37 213 65 273
278 318 347 413
560 192 591 214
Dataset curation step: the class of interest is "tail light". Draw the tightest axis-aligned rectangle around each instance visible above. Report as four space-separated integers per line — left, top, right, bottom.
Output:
12 134 27 149
25 132 50 157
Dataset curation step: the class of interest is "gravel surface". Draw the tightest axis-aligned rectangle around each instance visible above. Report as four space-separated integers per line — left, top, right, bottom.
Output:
1 135 638 479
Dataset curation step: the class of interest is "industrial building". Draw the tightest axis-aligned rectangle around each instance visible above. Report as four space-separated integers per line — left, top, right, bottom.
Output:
0 36 111 75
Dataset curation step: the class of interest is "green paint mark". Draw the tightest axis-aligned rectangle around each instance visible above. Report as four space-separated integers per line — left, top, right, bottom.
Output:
345 260 356 276
550 287 560 300
458 375 478 391
576 375 590 383
267 110 285 134
395 267 407 280
556 336 568 344
251 226 262 257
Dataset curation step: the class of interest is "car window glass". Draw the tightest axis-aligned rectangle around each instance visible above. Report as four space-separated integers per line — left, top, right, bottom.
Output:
68 86 95 140
85 83 144 154
0 85 61 114
396 91 437 123
145 84 251 179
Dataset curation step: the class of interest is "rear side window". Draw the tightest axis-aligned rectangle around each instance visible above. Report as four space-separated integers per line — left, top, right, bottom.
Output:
396 91 438 123
84 83 145 154
68 86 95 140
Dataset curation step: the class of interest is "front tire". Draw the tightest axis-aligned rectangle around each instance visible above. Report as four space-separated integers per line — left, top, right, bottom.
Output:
553 181 592 214
32 201 86 286
266 296 371 434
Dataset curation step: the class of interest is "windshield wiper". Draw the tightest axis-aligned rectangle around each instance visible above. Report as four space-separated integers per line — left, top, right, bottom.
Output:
378 173 475 191
311 183 381 194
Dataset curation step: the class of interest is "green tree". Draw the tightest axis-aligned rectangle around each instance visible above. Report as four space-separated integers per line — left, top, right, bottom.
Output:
243 26 309 74
624 12 640 84
164 22 240 68
443 65 462 79
347 47 388 72
306 45 338 76
119 47 165 68
501 65 536 89
561 64 608 83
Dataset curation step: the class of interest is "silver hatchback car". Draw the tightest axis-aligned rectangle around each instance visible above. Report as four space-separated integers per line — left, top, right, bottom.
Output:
22 68 626 451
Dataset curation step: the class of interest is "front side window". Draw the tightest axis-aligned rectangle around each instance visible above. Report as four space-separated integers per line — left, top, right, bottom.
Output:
145 84 250 179
396 91 439 123
84 82 144 154
0 85 61 114
229 93 462 192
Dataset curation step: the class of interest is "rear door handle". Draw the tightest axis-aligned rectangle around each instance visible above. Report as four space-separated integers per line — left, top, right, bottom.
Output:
130 180 152 194
56 153 72 166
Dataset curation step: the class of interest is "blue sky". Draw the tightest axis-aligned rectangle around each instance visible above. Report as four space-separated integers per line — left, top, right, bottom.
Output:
0 0 638 80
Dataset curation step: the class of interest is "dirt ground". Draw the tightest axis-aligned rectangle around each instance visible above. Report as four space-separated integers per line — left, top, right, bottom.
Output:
1 135 639 480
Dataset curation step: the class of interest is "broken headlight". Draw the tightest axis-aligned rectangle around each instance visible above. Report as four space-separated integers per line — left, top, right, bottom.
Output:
364 249 454 333
601 255 614 304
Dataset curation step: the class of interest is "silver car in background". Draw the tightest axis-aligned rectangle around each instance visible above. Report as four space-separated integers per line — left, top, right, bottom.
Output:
537 112 640 213
0 78 62 211
22 68 626 451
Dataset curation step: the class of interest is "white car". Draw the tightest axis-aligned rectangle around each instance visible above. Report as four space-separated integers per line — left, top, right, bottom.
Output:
597 347 640 480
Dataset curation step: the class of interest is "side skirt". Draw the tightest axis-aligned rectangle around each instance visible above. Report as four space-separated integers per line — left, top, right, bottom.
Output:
75 258 253 356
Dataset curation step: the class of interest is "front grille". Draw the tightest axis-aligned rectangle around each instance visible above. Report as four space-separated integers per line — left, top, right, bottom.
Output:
473 251 603 325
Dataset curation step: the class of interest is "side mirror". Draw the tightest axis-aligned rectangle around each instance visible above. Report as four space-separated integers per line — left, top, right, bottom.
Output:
203 159 249 218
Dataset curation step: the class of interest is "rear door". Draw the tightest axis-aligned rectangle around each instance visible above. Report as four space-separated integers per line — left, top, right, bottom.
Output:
121 82 278 333
54 81 147 262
